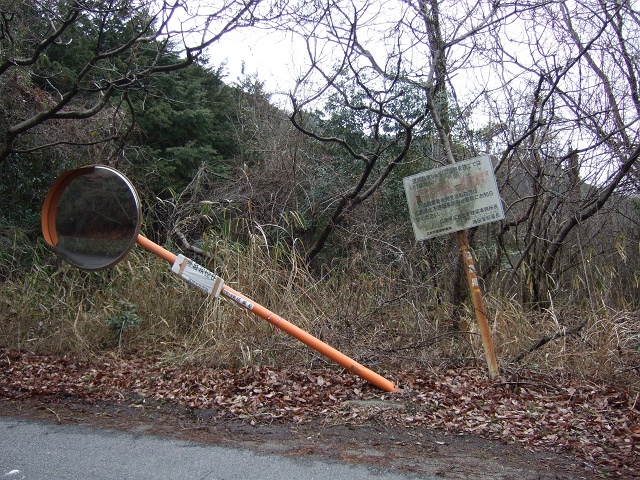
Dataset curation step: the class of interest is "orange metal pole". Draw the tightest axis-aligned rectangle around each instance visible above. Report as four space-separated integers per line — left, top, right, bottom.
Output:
457 230 499 379
136 234 177 264
136 234 396 392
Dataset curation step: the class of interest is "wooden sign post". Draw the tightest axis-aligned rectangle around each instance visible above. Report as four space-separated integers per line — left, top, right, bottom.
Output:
404 155 502 379
457 230 499 379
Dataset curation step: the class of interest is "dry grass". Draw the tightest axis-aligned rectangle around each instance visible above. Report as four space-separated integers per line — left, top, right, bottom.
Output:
1 234 638 393
488 295 640 390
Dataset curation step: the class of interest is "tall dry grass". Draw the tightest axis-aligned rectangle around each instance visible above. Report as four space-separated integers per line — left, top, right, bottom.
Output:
1 232 638 393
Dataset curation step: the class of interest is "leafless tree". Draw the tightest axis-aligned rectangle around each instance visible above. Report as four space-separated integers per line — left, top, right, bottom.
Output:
284 0 639 306
482 0 640 305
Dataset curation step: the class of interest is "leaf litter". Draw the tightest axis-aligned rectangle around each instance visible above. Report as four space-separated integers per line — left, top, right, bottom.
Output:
0 348 638 478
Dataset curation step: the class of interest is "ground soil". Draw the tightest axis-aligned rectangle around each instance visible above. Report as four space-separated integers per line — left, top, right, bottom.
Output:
1 396 594 480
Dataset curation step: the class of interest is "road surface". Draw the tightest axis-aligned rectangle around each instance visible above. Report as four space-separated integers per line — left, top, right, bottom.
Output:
0 416 434 480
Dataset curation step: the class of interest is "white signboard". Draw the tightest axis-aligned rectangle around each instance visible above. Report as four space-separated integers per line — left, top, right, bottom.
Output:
403 155 505 241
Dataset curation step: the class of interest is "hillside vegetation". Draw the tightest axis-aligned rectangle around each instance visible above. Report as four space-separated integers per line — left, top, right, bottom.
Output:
1 0 638 395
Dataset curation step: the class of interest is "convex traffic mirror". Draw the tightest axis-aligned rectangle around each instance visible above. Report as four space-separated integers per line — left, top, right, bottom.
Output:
42 165 141 270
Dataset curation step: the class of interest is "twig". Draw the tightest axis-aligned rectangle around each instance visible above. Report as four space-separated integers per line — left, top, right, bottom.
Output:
174 229 217 262
45 407 61 424
513 319 588 363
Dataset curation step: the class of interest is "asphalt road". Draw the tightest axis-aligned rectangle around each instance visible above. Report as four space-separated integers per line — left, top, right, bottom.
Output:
0 416 436 480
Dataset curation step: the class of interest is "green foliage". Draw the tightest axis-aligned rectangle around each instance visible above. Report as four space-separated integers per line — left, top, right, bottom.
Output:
129 63 238 194
0 0 49 64
30 2 161 94
0 149 79 276
0 154 58 227
137 64 235 152
106 300 141 350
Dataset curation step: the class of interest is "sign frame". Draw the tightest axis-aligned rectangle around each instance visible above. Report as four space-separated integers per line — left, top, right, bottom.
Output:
404 155 504 241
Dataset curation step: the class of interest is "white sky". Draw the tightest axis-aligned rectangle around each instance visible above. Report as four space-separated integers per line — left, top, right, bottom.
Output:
206 28 306 104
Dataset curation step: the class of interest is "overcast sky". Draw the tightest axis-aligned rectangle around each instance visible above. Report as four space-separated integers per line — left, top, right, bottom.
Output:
207 28 306 103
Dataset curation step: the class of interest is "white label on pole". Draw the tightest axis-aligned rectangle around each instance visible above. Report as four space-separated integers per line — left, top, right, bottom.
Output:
221 289 255 311
171 254 224 297
403 155 505 241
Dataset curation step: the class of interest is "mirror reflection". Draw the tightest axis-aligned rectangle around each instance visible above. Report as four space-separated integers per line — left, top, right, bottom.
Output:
54 166 141 270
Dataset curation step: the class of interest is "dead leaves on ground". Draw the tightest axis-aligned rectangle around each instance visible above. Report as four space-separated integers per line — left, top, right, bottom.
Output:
0 348 638 478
